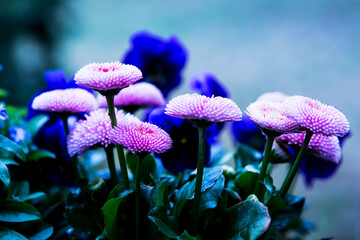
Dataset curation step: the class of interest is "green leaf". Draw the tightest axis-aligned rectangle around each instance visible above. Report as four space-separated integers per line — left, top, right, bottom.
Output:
103 190 133 240
27 224 53 240
21 192 46 202
232 171 258 200
177 230 198 240
126 152 156 184
0 228 27 240
27 115 49 137
108 182 134 199
271 194 305 230
220 195 271 240
173 167 223 216
148 178 170 209
148 206 179 238
0 135 25 161
65 186 104 236
0 160 10 186
199 176 225 212
0 200 41 223
26 150 56 161
0 158 19 165
235 143 262 170
190 166 223 199
13 181 30 200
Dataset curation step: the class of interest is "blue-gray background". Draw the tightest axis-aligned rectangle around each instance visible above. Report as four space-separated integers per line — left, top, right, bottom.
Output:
1 0 360 238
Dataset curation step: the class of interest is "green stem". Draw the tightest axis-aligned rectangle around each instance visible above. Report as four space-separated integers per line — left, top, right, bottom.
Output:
135 155 143 240
279 130 313 198
61 115 80 184
104 147 117 186
60 115 69 136
105 95 130 188
189 126 206 235
71 155 80 185
254 135 275 197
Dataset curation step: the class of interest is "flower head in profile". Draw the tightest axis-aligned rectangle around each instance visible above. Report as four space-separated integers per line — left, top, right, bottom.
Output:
122 31 187 97
67 108 139 157
74 62 142 94
256 92 289 103
32 88 97 113
26 69 94 185
97 82 165 109
148 106 211 173
278 132 341 164
165 93 242 123
246 101 302 134
283 96 349 137
275 131 350 186
109 120 172 154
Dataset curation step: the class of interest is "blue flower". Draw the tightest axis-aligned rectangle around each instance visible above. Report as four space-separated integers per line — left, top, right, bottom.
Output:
27 69 92 185
232 114 266 152
122 31 187 98
189 71 229 140
148 106 211 174
189 71 228 98
299 131 351 186
0 103 8 120
9 126 29 143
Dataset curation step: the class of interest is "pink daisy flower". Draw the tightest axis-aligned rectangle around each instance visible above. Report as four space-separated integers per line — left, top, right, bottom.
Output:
97 82 165 108
165 93 242 123
67 108 139 157
256 92 289 103
109 121 172 154
74 62 142 93
283 96 349 137
278 132 341 163
246 101 302 134
32 88 97 113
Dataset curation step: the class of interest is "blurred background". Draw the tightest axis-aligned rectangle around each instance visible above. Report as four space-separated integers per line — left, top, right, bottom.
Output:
1 0 359 238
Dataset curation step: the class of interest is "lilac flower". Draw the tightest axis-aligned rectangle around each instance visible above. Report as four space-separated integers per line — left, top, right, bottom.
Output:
109 120 172 154
246 101 302 134
276 132 350 186
283 96 349 137
67 109 139 157
165 93 242 123
122 31 187 97
148 106 211 173
32 88 97 113
74 62 142 94
256 91 289 103
27 69 93 185
0 103 8 120
278 132 341 164
189 71 229 139
97 82 165 109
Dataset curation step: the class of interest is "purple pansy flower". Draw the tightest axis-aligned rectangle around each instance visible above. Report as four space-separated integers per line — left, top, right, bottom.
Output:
122 31 187 98
232 114 266 152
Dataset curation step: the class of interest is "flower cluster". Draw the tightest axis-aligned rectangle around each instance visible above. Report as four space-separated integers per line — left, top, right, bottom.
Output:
1 32 352 240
